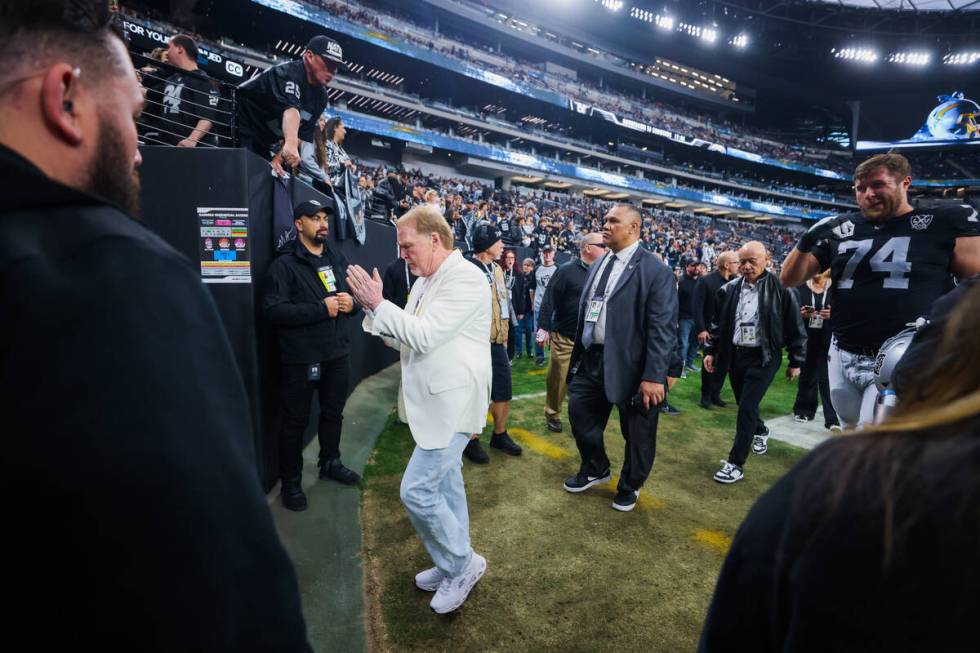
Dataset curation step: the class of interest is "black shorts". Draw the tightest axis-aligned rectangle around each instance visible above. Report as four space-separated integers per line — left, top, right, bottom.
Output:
490 343 512 402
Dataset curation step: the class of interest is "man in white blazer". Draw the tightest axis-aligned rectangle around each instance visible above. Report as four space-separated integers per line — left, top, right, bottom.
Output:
346 205 491 615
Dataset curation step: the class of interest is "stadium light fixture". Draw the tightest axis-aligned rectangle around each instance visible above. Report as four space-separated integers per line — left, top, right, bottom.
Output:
831 47 879 63
701 27 718 43
886 51 931 66
630 7 655 23
595 0 623 11
943 51 980 65
655 14 674 30
730 33 749 49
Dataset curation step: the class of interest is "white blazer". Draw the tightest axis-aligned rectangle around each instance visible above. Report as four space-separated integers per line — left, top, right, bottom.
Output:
363 250 492 449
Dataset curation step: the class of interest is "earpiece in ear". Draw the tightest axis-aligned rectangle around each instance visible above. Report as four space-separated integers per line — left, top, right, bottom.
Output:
63 100 74 112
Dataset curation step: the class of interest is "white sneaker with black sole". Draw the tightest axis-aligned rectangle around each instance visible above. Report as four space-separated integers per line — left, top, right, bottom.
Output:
752 432 770 455
713 460 744 484
430 552 486 614
415 567 446 592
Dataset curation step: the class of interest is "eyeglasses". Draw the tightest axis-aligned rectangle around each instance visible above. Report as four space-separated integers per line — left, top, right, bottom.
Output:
586 243 607 249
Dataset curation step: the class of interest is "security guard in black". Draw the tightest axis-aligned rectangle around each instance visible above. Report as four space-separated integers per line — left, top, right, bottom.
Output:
263 199 361 509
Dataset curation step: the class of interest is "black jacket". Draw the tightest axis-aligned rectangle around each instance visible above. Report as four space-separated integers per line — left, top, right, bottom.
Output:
692 270 728 334
538 258 589 338
568 246 679 402
705 272 807 373
263 238 360 364
510 269 532 316
382 257 417 309
0 145 309 651
677 272 699 320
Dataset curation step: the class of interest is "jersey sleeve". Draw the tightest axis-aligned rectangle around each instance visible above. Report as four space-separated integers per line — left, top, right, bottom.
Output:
950 203 980 237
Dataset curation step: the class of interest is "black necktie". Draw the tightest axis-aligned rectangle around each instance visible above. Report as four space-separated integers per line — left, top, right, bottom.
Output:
582 253 616 349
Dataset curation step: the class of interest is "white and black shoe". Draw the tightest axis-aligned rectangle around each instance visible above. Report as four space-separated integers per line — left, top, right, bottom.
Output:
612 489 639 512
793 414 811 423
752 432 770 455
563 469 612 493
415 567 447 592
430 552 486 614
713 460 744 484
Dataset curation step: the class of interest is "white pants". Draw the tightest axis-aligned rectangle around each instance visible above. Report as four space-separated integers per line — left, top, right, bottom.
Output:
828 336 878 429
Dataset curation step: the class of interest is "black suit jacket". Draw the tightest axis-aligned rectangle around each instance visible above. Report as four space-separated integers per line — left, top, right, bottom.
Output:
692 270 727 335
568 244 679 403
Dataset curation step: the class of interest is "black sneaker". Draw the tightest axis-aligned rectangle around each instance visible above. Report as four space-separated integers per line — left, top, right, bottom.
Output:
660 402 682 415
463 438 490 464
319 459 361 485
563 469 611 493
612 489 639 512
711 398 727 408
281 477 308 511
699 398 713 410
535 359 546 367
490 431 522 456
546 416 563 432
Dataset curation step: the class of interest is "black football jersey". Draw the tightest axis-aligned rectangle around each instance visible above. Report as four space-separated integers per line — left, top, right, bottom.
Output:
143 67 221 146
812 201 979 352
235 60 329 151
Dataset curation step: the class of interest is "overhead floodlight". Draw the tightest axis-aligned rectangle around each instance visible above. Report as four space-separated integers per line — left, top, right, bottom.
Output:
596 0 623 11
655 14 674 30
831 47 879 63
701 28 717 43
886 51 930 66
730 33 749 48
630 7 655 23
942 51 980 65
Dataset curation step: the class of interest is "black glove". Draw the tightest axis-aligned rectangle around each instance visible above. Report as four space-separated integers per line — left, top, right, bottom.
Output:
797 215 847 253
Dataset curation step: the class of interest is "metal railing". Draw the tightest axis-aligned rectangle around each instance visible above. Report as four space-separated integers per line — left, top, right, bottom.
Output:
130 51 237 148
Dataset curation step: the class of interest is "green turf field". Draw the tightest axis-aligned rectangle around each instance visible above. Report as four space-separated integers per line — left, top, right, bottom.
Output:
361 354 806 652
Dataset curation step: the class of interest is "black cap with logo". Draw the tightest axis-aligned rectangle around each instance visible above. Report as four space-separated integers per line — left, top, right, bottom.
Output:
306 35 347 69
293 199 333 221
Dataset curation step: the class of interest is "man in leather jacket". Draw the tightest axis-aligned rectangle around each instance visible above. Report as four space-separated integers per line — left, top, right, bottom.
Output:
704 241 806 484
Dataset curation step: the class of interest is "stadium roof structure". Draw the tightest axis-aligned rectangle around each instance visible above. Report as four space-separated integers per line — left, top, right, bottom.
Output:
810 0 980 9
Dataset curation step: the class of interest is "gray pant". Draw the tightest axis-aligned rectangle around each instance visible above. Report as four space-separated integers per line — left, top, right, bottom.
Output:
399 433 473 576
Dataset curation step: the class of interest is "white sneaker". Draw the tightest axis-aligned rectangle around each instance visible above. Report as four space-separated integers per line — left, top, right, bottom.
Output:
751 433 770 455
829 424 843 433
430 552 486 614
415 567 446 592
713 460 744 484
793 414 810 423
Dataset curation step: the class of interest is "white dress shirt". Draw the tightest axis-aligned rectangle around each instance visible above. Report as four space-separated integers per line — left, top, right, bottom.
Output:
589 239 641 345
732 278 761 347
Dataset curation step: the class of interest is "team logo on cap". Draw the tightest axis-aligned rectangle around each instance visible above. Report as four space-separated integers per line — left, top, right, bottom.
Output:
326 41 343 60
910 214 933 230
309 200 321 206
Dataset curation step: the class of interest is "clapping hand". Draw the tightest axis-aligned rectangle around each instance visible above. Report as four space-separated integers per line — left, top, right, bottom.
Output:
346 265 384 311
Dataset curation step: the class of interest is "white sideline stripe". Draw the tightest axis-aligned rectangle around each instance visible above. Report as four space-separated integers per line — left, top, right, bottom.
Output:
511 391 548 402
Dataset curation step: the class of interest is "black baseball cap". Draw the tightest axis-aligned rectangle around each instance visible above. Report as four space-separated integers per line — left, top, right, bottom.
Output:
471 221 502 253
307 35 346 69
293 199 332 220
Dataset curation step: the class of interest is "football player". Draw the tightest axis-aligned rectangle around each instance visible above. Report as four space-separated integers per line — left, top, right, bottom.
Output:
780 153 980 428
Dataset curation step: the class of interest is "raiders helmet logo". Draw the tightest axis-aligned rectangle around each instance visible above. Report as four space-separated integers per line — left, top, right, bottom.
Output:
910 214 934 230
832 220 855 238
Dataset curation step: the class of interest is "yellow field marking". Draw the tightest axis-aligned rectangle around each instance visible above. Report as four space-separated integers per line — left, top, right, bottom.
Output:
604 475 666 511
693 529 732 555
527 369 547 376
508 427 573 460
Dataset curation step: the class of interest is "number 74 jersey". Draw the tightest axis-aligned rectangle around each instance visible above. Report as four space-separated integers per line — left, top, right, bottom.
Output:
811 200 979 352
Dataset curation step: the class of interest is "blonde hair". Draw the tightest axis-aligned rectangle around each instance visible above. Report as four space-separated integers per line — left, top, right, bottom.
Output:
397 205 454 250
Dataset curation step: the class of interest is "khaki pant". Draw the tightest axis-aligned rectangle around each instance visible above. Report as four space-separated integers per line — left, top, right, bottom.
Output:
545 332 575 418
